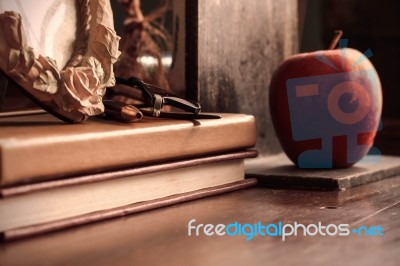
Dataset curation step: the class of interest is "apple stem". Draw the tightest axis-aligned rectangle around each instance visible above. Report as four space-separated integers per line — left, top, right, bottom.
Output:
328 30 343 50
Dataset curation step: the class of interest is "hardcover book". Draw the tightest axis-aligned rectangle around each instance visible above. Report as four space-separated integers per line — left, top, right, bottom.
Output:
0 150 258 241
0 112 256 185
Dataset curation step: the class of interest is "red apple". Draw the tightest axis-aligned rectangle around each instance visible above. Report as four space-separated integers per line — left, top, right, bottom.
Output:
269 34 382 168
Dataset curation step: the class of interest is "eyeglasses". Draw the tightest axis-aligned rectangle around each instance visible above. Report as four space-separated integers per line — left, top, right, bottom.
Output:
106 77 221 120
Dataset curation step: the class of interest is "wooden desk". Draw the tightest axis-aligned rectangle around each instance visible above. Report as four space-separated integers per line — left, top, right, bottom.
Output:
1 175 399 266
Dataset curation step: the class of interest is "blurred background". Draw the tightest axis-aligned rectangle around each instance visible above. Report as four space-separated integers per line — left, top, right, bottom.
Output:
300 0 400 119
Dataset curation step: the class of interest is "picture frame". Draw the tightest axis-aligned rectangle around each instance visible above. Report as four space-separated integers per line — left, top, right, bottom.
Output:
0 0 120 122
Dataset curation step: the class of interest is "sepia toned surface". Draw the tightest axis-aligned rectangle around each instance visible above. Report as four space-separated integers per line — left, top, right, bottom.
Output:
0 174 399 266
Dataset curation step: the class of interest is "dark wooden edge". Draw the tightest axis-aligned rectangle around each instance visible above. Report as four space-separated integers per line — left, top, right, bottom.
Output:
0 70 7 111
185 0 199 102
248 173 340 191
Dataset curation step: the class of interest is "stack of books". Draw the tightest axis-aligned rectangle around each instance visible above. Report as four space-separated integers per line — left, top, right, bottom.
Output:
0 111 257 241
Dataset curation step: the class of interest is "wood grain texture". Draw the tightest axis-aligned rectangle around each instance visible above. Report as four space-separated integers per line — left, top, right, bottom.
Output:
193 0 298 155
1 175 399 266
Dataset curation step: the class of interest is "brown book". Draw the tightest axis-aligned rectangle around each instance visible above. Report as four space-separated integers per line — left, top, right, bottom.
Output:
0 111 256 186
0 150 257 241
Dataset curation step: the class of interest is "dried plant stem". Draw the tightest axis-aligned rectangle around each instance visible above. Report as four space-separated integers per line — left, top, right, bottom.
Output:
328 30 343 50
114 0 172 94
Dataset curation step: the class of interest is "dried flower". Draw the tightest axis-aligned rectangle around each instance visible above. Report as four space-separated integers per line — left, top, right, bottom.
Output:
58 58 104 116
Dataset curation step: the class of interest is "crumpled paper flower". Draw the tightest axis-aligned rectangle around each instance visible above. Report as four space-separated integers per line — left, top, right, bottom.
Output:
58 57 104 116
89 24 121 88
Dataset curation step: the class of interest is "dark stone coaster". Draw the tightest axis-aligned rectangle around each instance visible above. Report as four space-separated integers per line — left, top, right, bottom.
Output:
246 154 400 190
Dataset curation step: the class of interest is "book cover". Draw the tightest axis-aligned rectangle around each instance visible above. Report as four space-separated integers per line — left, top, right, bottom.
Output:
0 112 256 185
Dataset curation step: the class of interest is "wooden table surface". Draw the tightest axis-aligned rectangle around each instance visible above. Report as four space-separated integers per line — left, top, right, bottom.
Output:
1 175 399 266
